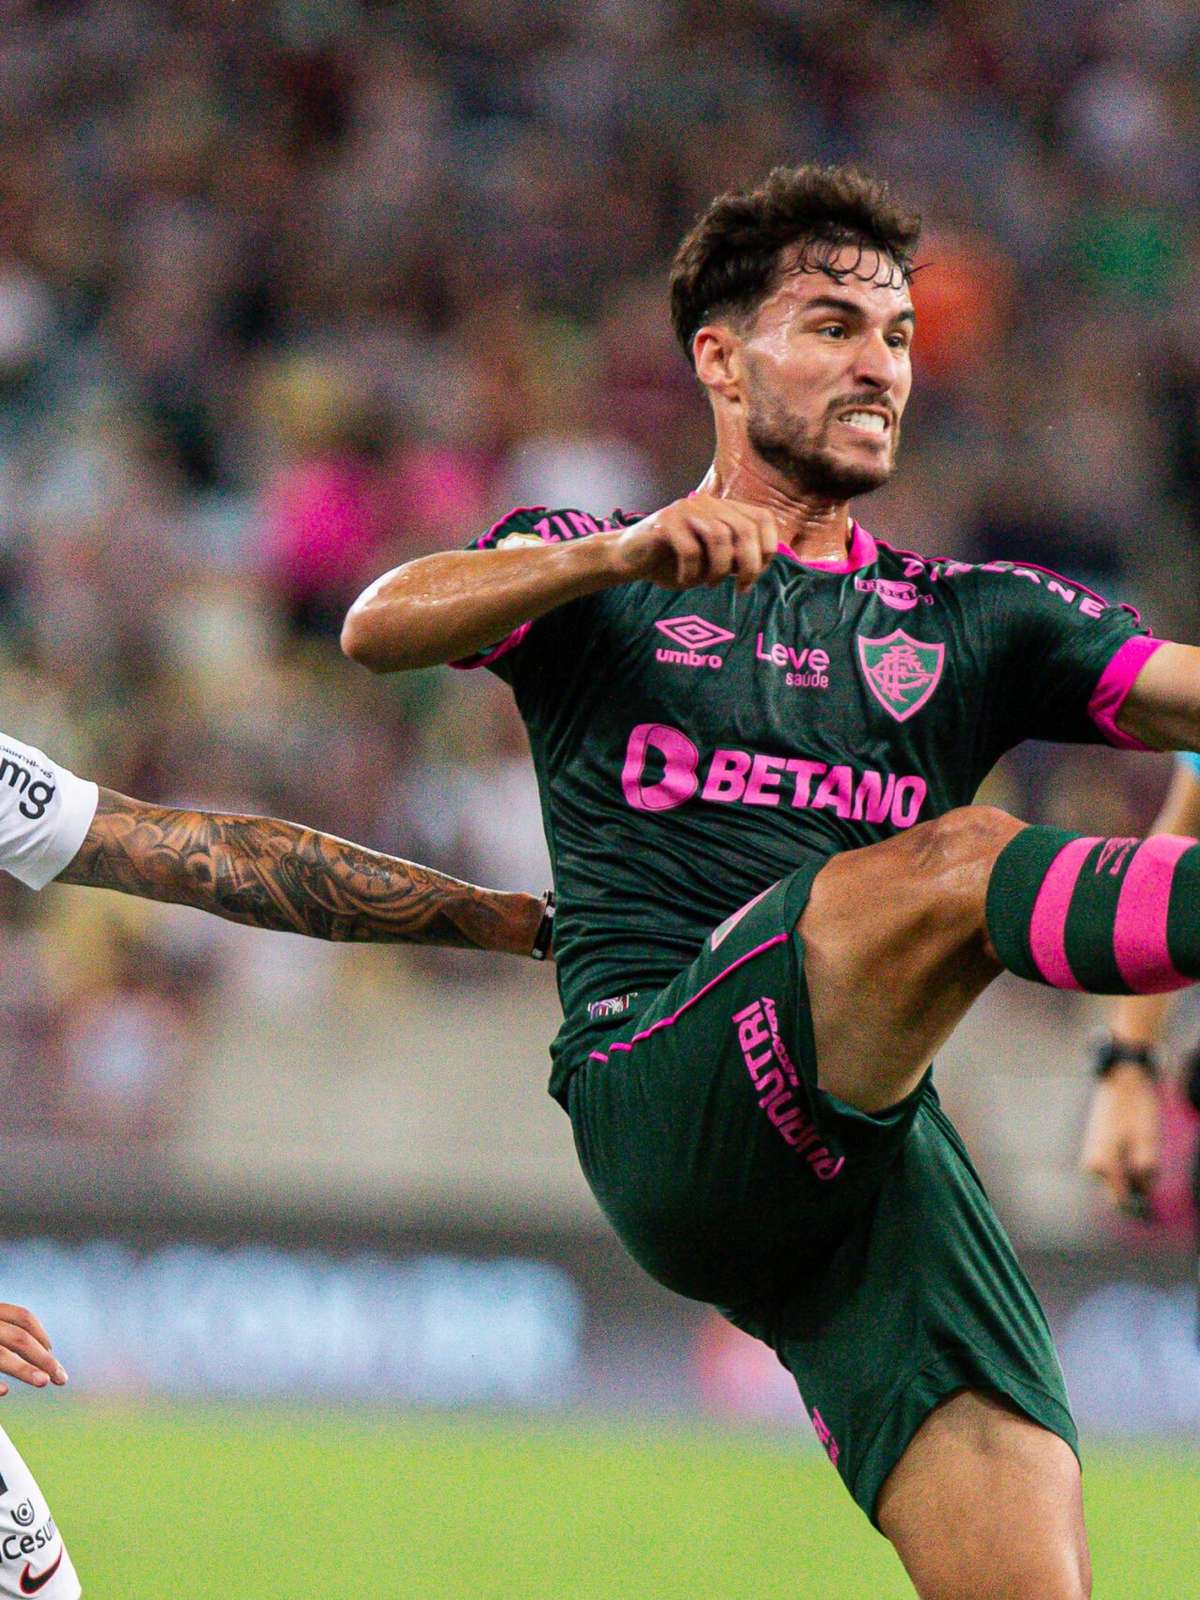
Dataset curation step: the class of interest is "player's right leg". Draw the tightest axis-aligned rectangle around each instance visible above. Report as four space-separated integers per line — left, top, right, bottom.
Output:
566 834 1089 1589
876 1390 1090 1600
0 1426 81 1598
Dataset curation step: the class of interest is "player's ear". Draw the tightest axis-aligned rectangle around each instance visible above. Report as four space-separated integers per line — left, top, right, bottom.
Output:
693 324 742 401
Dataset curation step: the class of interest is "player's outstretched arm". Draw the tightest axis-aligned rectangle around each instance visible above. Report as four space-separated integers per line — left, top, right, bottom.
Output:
1113 640 1200 750
341 495 780 672
0 1303 67 1396
56 789 548 956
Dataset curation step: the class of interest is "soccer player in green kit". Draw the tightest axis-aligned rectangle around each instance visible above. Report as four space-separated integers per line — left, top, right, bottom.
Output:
343 164 1200 1599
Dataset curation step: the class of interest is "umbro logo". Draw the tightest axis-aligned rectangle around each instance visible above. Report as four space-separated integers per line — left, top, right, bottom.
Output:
654 614 736 671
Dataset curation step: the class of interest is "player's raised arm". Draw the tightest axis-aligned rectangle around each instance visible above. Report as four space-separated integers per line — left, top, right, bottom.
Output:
0 731 549 956
56 790 549 955
340 495 780 672
1111 639 1200 750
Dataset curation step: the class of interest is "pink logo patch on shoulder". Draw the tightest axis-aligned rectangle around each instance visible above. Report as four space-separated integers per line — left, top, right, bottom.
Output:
857 629 945 722
655 615 736 650
854 576 926 611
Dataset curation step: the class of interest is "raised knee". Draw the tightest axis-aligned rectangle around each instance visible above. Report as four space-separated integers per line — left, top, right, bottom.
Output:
898 807 1024 937
920 805 1024 873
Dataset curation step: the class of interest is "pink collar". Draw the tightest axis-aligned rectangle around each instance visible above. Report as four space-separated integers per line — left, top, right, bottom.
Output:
776 520 877 573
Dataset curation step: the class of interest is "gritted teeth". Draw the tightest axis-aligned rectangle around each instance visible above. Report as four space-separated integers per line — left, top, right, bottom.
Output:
839 410 888 432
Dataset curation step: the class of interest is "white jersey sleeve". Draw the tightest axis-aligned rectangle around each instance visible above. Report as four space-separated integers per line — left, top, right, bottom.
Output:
0 735 98 891
0 1424 81 1598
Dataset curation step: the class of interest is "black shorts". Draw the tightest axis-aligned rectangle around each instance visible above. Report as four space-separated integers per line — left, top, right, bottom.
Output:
565 859 1078 1523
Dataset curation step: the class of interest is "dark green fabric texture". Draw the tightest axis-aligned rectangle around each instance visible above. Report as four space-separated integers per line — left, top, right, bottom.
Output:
462 506 1148 1102
566 865 1076 1523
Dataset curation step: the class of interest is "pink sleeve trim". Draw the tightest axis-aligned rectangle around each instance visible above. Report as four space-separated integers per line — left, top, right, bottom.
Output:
450 621 532 671
454 505 551 665
1087 635 1166 750
472 504 547 550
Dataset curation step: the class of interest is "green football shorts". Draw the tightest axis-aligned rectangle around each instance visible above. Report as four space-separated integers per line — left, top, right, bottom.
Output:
565 855 1079 1524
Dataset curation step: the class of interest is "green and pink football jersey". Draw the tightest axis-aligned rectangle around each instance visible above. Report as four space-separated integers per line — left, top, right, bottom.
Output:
456 506 1159 1100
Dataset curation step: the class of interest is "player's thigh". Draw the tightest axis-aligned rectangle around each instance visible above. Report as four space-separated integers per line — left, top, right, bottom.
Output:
877 1389 1090 1600
799 805 1024 1110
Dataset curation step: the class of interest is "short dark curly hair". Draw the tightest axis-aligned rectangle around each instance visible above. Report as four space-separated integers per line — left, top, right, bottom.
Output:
669 164 921 366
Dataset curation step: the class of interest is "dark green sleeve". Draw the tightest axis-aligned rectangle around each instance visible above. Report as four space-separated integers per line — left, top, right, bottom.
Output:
450 505 617 688
977 562 1158 748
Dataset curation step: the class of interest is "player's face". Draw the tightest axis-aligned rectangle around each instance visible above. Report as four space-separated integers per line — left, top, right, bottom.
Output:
737 245 914 499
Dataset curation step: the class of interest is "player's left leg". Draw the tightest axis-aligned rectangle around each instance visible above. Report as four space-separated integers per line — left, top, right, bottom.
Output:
798 807 1200 1114
876 1391 1090 1600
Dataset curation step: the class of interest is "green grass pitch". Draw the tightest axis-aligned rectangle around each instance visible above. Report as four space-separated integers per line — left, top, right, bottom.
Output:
8 1405 1199 1597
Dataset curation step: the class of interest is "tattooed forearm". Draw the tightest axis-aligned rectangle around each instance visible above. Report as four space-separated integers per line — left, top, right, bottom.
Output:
56 790 545 956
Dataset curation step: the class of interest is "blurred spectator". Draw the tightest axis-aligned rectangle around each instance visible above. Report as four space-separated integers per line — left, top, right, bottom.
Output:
0 0 1192 1174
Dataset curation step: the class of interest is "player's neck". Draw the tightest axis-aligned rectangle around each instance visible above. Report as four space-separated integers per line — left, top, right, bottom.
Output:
695 460 853 562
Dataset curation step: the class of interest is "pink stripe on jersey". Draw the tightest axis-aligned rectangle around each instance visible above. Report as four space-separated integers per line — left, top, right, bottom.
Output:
1088 636 1165 750
454 506 554 666
585 931 792 1066
1112 835 1193 993
1028 836 1103 989
776 521 877 574
472 504 548 550
449 621 531 671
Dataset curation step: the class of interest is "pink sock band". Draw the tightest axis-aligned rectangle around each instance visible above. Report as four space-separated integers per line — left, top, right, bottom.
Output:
1112 834 1193 993
1027 836 1102 989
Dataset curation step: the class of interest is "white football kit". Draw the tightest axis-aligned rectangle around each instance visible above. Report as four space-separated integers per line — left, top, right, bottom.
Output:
0 736 97 891
0 732 96 1598
0 1432 81 1599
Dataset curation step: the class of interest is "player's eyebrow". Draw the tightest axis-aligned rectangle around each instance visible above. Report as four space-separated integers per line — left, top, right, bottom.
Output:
804 295 916 326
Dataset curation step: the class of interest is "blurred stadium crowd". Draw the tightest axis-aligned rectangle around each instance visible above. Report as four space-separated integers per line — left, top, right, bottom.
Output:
0 0 1197 1150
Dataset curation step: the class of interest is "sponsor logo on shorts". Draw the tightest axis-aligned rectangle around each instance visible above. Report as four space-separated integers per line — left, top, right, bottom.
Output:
0 755 55 821
3 1512 57 1565
731 997 844 1181
857 630 945 723
753 634 830 689
587 993 638 1021
853 575 932 611
810 1406 841 1467
10 1503 33 1530
654 615 736 671
19 1547 63 1595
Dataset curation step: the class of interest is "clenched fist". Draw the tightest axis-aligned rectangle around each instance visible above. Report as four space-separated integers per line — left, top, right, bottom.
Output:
611 495 781 594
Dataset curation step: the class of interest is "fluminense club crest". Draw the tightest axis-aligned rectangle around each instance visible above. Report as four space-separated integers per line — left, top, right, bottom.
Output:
856 629 945 722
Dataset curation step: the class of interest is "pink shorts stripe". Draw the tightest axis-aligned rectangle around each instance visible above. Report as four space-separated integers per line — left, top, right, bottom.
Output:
449 620 531 671
1027 837 1103 989
1112 835 1194 993
585 931 792 1066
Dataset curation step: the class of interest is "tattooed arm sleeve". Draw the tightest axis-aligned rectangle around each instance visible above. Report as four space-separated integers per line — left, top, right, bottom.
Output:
55 789 545 956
